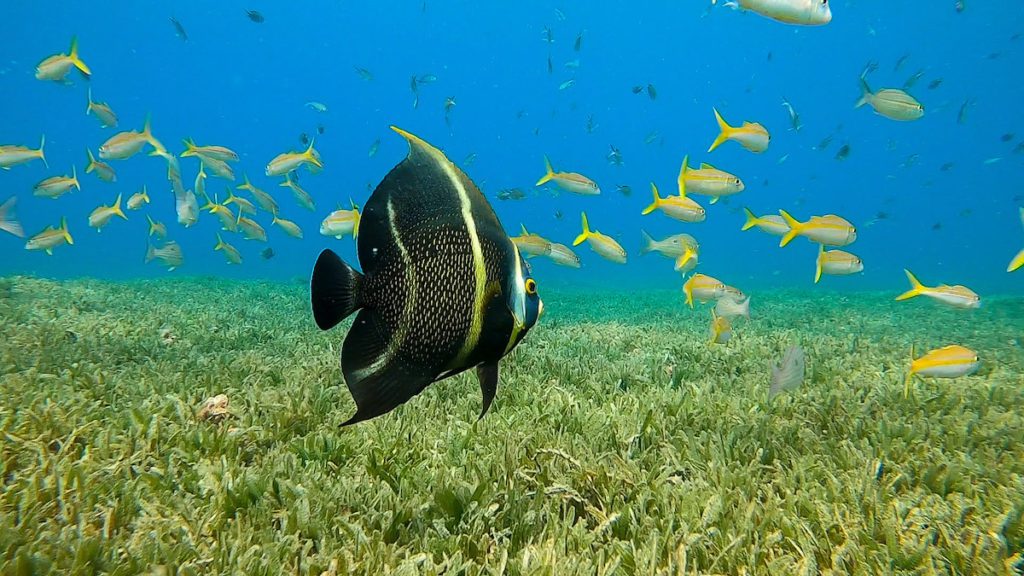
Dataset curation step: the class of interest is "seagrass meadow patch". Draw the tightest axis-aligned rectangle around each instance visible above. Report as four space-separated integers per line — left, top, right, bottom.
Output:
1 276 1022 575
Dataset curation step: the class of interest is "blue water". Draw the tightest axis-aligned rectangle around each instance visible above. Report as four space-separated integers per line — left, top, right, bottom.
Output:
1 2 1022 295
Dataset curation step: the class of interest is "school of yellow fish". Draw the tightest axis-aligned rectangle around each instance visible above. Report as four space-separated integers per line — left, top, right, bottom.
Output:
1 17 1017 393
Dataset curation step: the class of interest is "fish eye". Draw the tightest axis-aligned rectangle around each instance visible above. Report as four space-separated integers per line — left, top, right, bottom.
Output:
525 278 537 296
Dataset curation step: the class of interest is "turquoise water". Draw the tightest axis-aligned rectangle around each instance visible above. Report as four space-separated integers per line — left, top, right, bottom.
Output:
1 2 1022 295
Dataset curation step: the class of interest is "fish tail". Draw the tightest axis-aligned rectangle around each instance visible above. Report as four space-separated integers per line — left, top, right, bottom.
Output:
639 230 655 255
1009 248 1024 273
141 185 149 202
641 182 661 215
677 154 689 196
814 244 824 284
60 216 73 245
37 134 47 169
181 138 196 157
113 193 127 220
86 87 93 115
146 214 158 237
674 248 695 272
72 165 80 190
145 242 156 263
895 269 924 301
855 77 871 109
85 147 95 172
778 209 802 247
741 207 759 231
0 197 25 238
708 108 731 152
572 212 590 246
68 36 91 76
535 155 555 186
214 233 225 251
683 280 694 309
311 249 365 330
304 140 323 168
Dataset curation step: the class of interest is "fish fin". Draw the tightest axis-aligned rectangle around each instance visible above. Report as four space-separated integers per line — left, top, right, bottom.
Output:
710 196 719 205
855 77 871 109
214 233 225 251
68 36 91 76
674 248 695 272
778 209 802 247
113 193 126 219
476 362 499 420
72 165 79 190
641 182 661 215
639 229 654 255
60 216 73 245
304 139 323 168
353 211 360 240
677 155 688 196
741 207 758 231
45 249 53 256
311 249 365 330
683 278 694 308
0 197 24 238
814 244 824 284
535 155 555 186
85 148 95 172
1009 248 1024 273
86 87 93 115
573 212 590 246
700 162 717 170
520 223 529 235
37 135 47 169
895 269 924 301
340 309 433 426
708 108 732 152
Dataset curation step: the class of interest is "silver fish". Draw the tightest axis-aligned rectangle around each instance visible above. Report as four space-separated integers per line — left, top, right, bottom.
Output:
769 346 805 400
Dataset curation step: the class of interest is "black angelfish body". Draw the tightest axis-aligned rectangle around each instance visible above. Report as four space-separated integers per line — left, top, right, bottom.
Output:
311 127 543 425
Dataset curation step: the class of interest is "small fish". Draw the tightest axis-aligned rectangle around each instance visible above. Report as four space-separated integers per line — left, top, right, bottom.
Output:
769 346 805 400
214 233 243 264
631 85 644 95
955 0 966 12
902 69 925 90
741 208 790 237
354 66 373 81
644 131 660 145
87 193 128 231
496 188 526 201
895 269 980 309
856 79 924 121
0 135 47 170
306 101 328 113
170 17 188 41
25 216 73 255
715 293 750 321
905 345 979 397
201 194 238 232
779 210 856 247
642 182 705 223
677 156 745 203
280 172 316 211
708 108 770 153
238 174 278 213
647 83 657 100
558 79 576 91
709 311 732 345
815 133 834 151
99 117 159 160
368 139 380 158
511 224 553 257
722 0 831 25
309 126 542 424
245 10 265 23
272 213 304 238
834 143 851 161
554 8 566 20
574 31 583 52
541 26 554 43
544 242 581 268
418 74 438 84
85 149 116 182
547 56 553 75
957 99 973 125
940 162 955 171
893 53 911 73
927 78 943 90
1009 207 1024 272
683 273 725 308
33 166 80 198
0 197 25 238
86 88 118 128
639 230 699 262
410 75 419 94
237 214 268 242
320 201 361 239
564 59 580 69
224 188 257 216
35 37 91 82
1001 133 1015 142
616 184 632 197
266 141 322 176
536 156 600 195
146 214 167 238
202 156 236 181
181 139 239 163
606 145 622 166
814 245 863 283
573 212 626 263
586 115 598 134
261 247 275 260
145 240 184 271
781 98 802 131
463 152 477 166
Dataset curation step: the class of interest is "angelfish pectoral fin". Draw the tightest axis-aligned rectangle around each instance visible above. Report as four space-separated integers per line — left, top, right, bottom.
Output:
476 362 499 420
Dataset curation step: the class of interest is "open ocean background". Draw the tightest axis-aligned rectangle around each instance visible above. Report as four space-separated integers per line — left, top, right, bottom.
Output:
1 1 1022 295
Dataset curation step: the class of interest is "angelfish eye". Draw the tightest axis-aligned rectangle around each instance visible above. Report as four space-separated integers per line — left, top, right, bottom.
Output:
525 278 537 296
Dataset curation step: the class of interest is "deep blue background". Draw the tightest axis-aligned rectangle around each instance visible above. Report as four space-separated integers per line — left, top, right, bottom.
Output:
1 1 1022 295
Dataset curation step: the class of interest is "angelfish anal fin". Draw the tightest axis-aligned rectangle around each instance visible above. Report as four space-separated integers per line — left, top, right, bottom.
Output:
476 362 499 420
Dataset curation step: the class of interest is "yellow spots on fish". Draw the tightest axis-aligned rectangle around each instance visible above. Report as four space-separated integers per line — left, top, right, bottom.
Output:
535 155 600 195
682 273 725 308
572 212 626 264
905 344 980 397
708 108 770 153
895 269 980 309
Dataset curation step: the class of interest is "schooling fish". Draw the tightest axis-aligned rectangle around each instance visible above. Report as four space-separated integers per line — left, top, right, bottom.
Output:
856 78 924 121
25 217 73 255
0 135 47 170
544 242 581 268
87 193 128 231
715 293 750 321
905 345 979 397
214 233 243 264
99 117 160 160
573 212 626 263
511 224 553 257
146 214 167 238
181 139 240 163
266 140 322 176
536 156 600 195
320 201 361 239
895 269 980 309
127 186 150 210
33 166 80 198
639 230 699 262
311 127 543 425
677 155 744 203
86 89 118 128
778 210 856 247
814 245 863 283
683 273 725 308
741 208 790 236
85 149 116 182
722 0 832 25
708 108 770 153
35 36 91 82
641 182 706 222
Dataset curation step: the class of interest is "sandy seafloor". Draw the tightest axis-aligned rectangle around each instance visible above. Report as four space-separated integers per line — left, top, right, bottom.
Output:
0 276 1022 575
